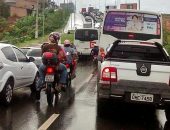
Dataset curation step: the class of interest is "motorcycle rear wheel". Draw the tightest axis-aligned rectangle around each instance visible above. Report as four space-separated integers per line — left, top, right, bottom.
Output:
46 83 54 105
67 73 71 88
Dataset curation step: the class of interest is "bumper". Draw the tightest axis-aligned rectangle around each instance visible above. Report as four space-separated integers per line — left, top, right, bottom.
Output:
98 80 170 108
77 49 91 56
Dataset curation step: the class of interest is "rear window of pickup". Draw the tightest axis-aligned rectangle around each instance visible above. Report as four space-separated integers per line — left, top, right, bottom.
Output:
107 44 168 62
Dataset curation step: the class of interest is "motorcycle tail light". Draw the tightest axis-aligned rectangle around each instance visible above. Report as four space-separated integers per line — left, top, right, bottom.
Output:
46 67 54 74
65 64 70 68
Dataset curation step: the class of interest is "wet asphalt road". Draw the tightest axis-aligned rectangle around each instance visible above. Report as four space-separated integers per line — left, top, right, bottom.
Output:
0 60 170 130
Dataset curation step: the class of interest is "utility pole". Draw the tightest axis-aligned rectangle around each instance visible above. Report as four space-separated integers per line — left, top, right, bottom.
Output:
42 0 45 38
35 0 39 39
74 0 76 27
64 0 65 20
139 0 140 10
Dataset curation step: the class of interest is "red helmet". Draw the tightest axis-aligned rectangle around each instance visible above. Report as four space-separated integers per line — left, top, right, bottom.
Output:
49 32 60 43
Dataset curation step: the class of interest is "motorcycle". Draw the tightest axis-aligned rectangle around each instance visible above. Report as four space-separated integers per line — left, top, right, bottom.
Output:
42 52 71 105
90 53 98 66
65 63 71 88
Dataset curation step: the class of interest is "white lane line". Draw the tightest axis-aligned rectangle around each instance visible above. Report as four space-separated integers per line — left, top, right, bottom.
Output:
75 73 93 93
38 114 60 130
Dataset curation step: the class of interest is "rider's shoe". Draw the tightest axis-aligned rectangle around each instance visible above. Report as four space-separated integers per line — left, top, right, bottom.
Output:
55 84 61 92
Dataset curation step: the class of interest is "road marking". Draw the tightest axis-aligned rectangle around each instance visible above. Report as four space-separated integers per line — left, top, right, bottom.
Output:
75 73 93 94
38 114 59 130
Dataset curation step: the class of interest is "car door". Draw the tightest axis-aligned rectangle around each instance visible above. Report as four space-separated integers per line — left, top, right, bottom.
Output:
12 47 35 86
1 46 23 87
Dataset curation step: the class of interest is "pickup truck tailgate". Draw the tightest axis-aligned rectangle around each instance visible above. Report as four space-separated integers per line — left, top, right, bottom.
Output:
103 60 170 84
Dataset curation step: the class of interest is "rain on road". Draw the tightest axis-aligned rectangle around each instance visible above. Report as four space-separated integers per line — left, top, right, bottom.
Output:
0 60 170 130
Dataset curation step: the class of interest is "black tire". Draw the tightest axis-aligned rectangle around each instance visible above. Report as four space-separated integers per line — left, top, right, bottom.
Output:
46 83 54 105
165 107 170 121
35 90 41 100
30 73 39 93
55 91 59 104
1 79 14 105
97 98 105 118
67 73 71 88
93 59 98 67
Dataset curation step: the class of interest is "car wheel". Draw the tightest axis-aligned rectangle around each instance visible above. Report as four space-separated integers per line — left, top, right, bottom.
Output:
1 79 13 105
97 98 105 118
30 73 39 93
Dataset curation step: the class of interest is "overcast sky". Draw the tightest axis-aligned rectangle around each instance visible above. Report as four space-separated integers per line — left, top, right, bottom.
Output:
54 0 170 13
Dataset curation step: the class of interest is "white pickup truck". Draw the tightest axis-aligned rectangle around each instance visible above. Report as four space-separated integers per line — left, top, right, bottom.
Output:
97 40 170 120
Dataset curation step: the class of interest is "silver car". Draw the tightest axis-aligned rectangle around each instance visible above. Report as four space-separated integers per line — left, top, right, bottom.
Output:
26 47 42 68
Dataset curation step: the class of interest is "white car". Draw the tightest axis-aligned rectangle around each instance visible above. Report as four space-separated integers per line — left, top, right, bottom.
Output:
0 43 38 105
26 47 42 68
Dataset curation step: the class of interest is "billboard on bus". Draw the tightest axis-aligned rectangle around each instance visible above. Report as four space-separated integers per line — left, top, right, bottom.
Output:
104 12 160 35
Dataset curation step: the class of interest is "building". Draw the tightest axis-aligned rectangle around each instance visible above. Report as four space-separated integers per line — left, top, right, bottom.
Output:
105 5 117 10
2 0 16 5
9 0 49 17
120 3 137 10
9 0 37 17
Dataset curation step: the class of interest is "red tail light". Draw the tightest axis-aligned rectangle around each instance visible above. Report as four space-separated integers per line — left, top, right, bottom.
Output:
65 64 70 68
140 42 154 45
99 47 105 59
46 67 54 74
101 67 117 82
101 52 105 58
128 34 134 39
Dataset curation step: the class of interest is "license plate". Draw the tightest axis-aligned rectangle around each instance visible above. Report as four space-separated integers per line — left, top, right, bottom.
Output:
67 68 70 72
45 75 54 82
131 93 154 102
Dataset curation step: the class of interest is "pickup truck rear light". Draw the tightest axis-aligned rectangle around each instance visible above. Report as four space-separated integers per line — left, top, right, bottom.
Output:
101 67 117 82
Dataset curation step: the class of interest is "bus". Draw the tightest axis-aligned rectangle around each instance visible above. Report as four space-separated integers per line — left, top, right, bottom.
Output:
74 28 99 56
99 9 163 52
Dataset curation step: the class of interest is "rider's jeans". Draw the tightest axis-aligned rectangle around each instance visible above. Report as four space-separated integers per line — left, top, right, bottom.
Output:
36 63 68 91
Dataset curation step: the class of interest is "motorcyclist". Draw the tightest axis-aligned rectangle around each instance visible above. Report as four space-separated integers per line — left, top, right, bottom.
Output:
36 32 68 100
91 43 99 57
63 39 77 78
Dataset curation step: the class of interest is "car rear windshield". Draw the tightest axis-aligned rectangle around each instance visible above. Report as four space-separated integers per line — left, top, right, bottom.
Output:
27 49 41 57
108 44 167 62
75 29 98 41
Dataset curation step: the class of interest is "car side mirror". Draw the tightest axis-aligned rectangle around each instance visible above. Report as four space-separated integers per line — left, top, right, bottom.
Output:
28 57 35 62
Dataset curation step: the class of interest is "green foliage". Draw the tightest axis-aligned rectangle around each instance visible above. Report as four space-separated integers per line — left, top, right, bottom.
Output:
164 34 170 54
2 9 70 44
61 33 74 44
0 17 7 39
